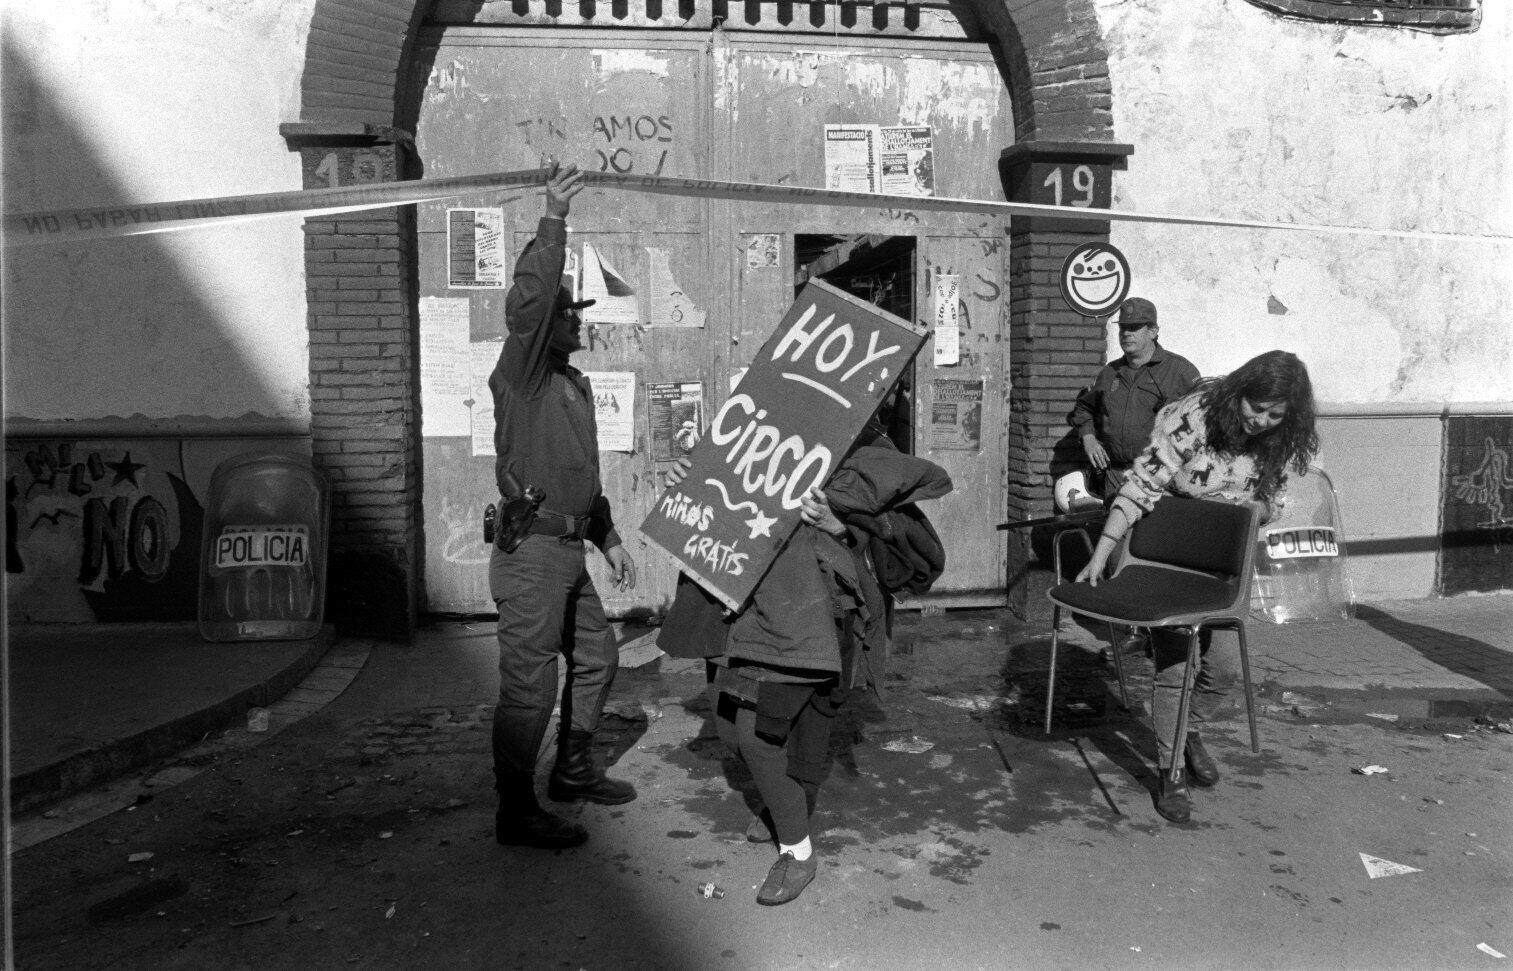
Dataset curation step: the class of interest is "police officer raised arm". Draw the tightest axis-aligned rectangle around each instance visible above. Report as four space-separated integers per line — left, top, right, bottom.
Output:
486 158 637 851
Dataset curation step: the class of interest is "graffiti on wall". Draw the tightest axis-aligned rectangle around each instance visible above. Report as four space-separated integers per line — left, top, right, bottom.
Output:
4 438 275 622
1440 416 1513 595
7 440 201 620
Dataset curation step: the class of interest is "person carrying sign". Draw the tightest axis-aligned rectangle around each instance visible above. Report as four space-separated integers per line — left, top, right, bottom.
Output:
488 160 639 850
662 405 952 905
1075 350 1319 824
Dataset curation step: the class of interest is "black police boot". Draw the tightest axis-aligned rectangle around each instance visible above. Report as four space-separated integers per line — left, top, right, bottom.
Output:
1153 768 1192 824
547 729 637 805
1184 731 1220 788
495 770 587 849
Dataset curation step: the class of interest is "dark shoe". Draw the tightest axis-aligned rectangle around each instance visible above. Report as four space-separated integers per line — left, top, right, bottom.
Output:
1184 731 1220 788
495 808 588 849
1153 769 1192 824
548 729 637 805
756 852 818 906
746 810 774 844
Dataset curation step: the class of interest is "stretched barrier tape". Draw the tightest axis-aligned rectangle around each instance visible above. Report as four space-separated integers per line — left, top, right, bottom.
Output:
5 167 1509 247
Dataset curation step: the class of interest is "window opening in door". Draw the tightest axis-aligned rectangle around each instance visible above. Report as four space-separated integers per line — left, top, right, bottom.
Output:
794 234 916 453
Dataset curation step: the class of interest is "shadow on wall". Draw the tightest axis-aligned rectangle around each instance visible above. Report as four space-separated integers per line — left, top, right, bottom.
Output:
2 32 289 623
1354 604 1513 701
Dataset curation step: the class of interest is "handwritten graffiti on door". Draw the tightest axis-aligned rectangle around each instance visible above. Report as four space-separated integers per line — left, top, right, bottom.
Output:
1440 416 1513 595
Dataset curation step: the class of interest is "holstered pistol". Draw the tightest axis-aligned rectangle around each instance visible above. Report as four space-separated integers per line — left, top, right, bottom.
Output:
493 472 547 554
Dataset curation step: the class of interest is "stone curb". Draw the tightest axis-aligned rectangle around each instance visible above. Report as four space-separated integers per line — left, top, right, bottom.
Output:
8 626 336 816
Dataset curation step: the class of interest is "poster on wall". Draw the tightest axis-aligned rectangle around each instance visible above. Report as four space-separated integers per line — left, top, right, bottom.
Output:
823 125 878 192
447 208 506 289
640 280 925 611
879 125 935 197
647 381 705 463
745 234 781 269
581 242 640 326
932 273 961 367
469 341 502 457
581 371 636 453
419 296 472 437
646 247 706 328
930 377 984 451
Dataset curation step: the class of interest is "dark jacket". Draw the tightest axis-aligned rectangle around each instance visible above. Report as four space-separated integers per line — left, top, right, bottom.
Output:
1070 345 1200 469
827 445 951 595
488 216 619 550
661 431 952 679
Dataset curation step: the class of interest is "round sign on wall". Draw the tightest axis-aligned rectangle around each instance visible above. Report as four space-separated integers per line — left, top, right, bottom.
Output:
1059 242 1131 317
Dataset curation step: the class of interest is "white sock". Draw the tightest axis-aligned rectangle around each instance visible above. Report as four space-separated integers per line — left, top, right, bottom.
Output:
780 837 813 861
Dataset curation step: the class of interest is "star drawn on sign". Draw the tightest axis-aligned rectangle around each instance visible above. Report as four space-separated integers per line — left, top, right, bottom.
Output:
744 510 779 539
107 452 146 487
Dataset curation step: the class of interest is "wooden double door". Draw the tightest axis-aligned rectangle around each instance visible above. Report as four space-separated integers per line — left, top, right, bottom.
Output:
413 25 1015 615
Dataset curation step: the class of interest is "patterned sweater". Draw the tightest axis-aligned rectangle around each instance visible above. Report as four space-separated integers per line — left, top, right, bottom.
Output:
1110 390 1281 524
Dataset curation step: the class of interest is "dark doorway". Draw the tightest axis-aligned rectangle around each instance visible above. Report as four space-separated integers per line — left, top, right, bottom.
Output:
794 234 917 453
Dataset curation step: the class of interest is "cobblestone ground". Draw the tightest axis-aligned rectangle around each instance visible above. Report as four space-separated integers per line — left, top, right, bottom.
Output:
11 609 1513 970
332 706 494 763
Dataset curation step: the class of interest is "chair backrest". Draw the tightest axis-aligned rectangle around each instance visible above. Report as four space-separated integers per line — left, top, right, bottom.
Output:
1126 496 1263 580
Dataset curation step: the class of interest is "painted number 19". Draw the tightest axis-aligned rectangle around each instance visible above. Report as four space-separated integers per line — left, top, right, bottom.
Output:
314 150 383 187
1043 165 1096 207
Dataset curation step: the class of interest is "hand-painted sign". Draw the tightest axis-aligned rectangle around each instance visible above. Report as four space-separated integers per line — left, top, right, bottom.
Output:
640 279 924 611
1059 241 1130 317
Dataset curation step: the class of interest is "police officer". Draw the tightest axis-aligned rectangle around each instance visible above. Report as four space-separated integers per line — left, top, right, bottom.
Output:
1071 297 1200 501
1069 297 1199 654
488 160 637 850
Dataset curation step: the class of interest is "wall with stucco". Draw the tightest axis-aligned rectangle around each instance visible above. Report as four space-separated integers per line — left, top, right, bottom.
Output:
1095 0 1512 401
1092 0 1512 600
2 0 316 423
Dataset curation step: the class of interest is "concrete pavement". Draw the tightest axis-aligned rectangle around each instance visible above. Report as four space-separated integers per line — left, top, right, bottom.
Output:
10 586 1513 970
7 585 1511 826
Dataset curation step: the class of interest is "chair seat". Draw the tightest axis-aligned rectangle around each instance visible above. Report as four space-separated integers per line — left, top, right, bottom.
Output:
1050 565 1239 624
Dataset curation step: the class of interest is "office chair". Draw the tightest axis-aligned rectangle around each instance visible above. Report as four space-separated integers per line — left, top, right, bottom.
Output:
1044 496 1266 780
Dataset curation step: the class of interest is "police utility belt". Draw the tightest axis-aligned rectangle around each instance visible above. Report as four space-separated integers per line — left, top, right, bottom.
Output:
483 473 591 553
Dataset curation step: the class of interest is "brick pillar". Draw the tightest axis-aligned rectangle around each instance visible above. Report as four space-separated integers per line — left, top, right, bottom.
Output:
282 123 421 638
1000 141 1133 616
1005 233 1112 608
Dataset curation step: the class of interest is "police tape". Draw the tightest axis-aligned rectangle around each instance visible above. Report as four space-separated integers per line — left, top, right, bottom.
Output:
5 167 1508 247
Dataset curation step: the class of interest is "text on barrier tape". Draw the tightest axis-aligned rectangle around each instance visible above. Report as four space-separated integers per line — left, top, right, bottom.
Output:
5 168 1510 247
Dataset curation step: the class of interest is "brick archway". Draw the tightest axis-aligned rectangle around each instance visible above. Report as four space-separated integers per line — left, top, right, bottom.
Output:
288 0 1122 625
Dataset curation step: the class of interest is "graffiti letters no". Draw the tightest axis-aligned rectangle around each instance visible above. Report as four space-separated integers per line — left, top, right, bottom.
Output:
9 443 174 586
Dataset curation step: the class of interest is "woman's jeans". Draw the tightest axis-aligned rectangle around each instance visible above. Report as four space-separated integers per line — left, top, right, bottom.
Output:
1149 626 1237 770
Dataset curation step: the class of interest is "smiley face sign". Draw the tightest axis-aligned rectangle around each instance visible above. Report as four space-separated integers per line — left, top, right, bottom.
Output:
1059 242 1131 317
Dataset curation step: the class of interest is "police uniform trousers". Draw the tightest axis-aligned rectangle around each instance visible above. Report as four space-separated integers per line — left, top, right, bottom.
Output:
489 532 617 782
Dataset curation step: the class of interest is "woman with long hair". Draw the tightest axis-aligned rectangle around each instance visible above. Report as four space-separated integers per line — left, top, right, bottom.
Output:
1076 349 1320 823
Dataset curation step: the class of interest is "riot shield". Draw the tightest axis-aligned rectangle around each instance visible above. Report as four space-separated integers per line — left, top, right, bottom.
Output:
1251 465 1355 623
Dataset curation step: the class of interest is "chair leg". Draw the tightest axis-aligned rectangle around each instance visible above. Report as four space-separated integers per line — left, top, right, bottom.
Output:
1167 627 1202 783
1045 608 1061 735
1106 622 1131 711
1238 622 1260 754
